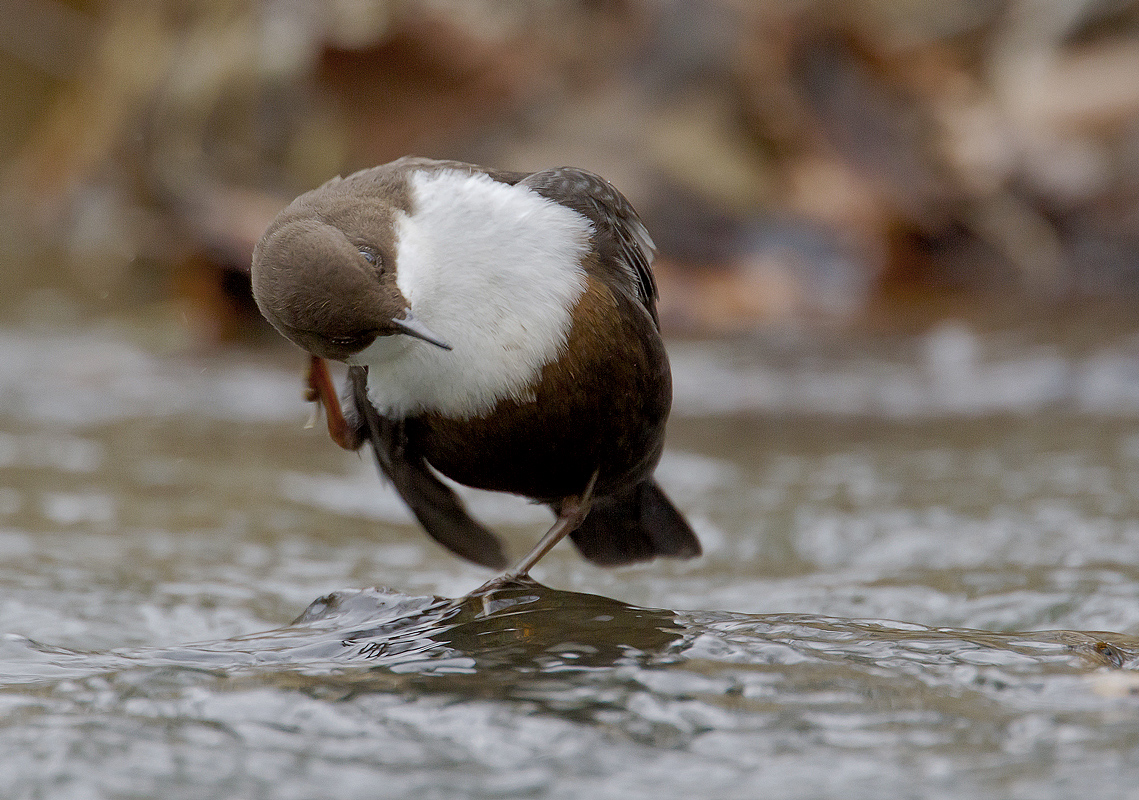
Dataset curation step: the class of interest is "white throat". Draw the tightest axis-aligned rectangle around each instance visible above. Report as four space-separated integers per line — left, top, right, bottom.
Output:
355 169 592 418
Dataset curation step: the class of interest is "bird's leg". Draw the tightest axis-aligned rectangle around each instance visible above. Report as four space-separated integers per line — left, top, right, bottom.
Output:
472 470 599 604
304 355 357 451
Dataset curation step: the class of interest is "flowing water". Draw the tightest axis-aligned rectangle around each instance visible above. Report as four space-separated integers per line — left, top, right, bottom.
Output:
2 301 1139 799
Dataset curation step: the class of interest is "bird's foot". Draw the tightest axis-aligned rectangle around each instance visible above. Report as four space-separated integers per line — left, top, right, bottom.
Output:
470 571 538 595
464 573 541 617
304 356 358 450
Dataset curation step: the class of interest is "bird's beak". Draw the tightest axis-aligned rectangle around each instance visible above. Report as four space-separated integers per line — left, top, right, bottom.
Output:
391 312 452 350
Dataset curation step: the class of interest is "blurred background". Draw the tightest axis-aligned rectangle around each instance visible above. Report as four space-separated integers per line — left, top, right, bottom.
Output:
6 0 1139 341
6 5 1139 798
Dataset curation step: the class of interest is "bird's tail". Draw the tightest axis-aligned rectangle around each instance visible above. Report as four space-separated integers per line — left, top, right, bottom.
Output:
569 480 701 566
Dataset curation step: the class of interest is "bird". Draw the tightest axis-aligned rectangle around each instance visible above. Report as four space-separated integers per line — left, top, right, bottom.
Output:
250 156 700 582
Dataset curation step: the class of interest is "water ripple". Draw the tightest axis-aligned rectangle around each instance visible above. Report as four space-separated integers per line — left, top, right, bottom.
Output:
2 582 1137 798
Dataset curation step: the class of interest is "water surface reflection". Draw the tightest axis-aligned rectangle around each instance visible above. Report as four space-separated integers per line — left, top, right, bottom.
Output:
3 580 1137 798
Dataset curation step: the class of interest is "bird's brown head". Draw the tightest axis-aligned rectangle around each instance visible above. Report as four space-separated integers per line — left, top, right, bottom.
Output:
251 186 450 361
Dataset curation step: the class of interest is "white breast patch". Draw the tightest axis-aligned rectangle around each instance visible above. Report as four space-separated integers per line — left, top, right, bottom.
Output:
356 169 593 418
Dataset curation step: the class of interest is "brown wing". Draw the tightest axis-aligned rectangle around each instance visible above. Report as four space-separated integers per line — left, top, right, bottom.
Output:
348 366 508 569
519 167 660 327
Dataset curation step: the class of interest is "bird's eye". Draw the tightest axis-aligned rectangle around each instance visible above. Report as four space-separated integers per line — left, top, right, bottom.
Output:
358 248 378 266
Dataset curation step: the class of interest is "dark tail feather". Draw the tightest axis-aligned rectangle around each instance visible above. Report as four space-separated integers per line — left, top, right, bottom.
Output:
569 480 701 567
350 367 508 570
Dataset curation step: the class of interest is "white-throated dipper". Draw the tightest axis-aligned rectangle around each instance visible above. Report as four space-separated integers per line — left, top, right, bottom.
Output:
251 156 700 579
